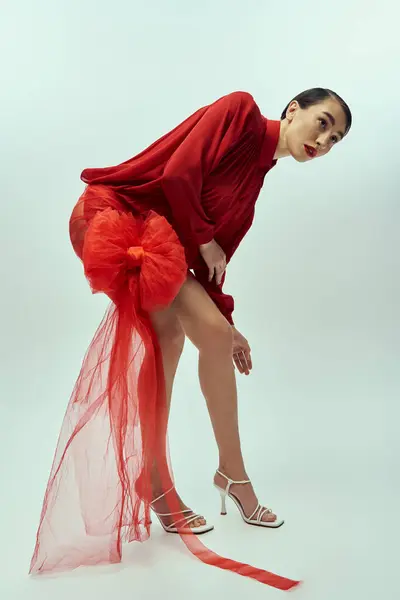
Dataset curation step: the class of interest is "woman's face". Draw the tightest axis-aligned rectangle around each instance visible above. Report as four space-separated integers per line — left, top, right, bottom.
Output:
285 97 348 162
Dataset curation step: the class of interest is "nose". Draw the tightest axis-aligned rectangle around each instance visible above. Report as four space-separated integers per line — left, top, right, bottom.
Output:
316 134 330 153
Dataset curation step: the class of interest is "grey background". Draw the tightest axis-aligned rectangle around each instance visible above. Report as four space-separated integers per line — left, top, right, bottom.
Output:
1 1 399 599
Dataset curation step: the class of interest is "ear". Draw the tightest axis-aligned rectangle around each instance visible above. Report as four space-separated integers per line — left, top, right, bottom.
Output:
286 100 299 122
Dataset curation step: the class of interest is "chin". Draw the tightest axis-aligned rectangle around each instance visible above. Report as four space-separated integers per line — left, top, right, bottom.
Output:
288 143 309 163
290 150 309 163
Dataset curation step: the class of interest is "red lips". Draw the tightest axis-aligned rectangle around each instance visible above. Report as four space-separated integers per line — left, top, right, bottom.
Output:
304 144 317 158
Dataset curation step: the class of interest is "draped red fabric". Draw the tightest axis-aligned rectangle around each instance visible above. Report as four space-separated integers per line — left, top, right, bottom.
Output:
29 185 301 591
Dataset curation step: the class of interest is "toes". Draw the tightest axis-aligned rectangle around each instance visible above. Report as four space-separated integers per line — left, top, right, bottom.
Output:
265 512 277 522
191 517 206 528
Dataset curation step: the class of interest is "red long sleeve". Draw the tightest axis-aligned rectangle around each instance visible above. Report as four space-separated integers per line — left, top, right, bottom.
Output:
160 92 261 250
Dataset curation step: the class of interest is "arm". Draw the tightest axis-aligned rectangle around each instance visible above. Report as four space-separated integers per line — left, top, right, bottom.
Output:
161 91 258 256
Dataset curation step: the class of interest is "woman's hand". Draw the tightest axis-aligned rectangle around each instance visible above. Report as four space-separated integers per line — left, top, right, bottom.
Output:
199 239 226 285
232 327 252 375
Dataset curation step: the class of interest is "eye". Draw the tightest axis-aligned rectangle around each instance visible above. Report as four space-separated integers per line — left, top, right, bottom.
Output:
331 135 339 144
319 118 327 130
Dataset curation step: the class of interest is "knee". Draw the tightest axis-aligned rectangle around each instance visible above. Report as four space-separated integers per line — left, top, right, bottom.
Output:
154 317 185 356
194 316 233 353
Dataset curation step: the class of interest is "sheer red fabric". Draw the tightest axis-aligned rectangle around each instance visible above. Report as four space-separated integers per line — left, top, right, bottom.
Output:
29 185 300 591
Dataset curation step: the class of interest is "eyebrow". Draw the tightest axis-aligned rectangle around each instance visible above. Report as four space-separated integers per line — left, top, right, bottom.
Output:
323 111 344 140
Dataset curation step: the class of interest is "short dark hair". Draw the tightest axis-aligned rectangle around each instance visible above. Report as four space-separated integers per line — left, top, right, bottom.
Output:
281 88 352 135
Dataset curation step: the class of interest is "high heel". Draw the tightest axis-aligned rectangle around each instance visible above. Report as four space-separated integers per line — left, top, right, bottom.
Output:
218 489 227 516
150 486 214 535
214 470 284 528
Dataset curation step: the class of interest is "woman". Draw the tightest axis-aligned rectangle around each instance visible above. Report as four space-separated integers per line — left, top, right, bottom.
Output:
30 88 352 590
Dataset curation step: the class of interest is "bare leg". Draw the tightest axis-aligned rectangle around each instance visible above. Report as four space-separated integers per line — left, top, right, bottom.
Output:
149 305 206 528
174 276 277 523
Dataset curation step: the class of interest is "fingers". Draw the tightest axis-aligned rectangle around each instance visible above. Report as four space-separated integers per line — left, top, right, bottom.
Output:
201 240 226 285
245 349 253 371
208 262 226 284
235 353 249 375
233 351 252 375
215 263 225 286
233 353 243 373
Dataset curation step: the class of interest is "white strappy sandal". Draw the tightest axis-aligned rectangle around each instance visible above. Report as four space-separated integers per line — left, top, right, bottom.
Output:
214 470 284 528
150 486 214 535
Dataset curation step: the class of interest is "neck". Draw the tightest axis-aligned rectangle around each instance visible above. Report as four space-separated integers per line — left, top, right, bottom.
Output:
273 119 291 160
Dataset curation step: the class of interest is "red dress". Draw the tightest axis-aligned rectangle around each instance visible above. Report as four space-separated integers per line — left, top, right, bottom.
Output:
80 91 281 324
29 92 300 591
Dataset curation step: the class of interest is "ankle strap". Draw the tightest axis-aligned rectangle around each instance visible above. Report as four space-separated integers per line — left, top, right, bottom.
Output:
216 470 251 485
151 485 175 505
